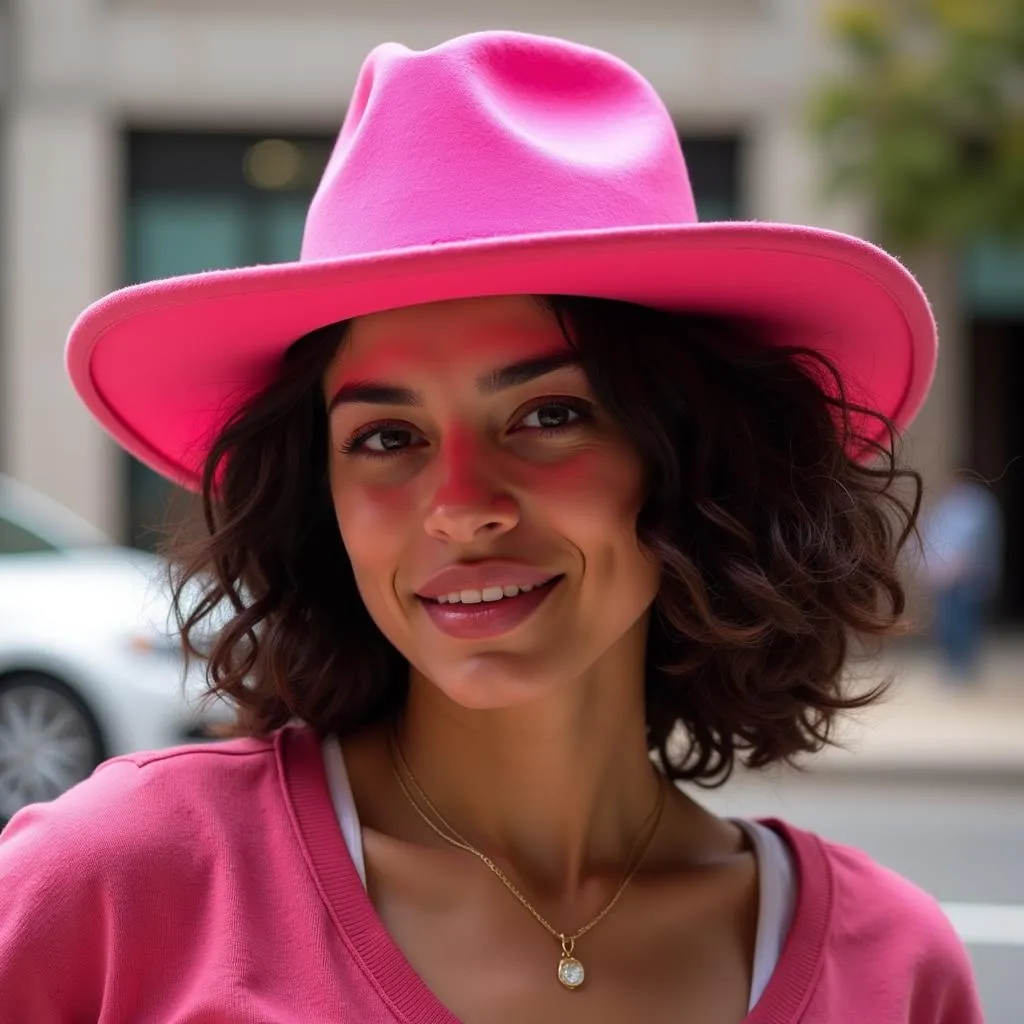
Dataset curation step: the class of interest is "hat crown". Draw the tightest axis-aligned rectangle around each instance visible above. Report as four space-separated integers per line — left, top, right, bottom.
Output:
301 32 697 260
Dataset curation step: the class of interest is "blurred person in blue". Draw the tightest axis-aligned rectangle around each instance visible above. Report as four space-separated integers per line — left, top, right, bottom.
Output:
921 473 1004 681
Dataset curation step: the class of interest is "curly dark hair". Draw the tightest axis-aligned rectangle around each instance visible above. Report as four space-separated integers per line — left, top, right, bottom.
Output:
168 295 922 785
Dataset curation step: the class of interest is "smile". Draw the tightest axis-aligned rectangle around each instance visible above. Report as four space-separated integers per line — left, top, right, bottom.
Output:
432 582 543 605
418 575 563 640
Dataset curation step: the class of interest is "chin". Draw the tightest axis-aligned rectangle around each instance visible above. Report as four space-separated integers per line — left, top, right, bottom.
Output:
423 651 566 711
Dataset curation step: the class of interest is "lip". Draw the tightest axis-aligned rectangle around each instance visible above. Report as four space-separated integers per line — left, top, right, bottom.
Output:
414 560 560 601
419 575 562 641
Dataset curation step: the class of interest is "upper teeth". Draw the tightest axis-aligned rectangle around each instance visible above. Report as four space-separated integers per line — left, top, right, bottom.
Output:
436 584 535 604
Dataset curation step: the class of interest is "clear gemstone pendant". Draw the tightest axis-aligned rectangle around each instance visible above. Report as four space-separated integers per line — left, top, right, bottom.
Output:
557 956 585 989
557 935 585 989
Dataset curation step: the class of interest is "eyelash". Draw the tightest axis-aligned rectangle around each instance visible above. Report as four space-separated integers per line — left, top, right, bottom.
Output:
339 419 417 459
339 398 594 460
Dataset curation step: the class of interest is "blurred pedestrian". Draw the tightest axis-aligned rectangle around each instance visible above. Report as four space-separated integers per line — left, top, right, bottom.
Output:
0 30 981 1024
921 473 1004 682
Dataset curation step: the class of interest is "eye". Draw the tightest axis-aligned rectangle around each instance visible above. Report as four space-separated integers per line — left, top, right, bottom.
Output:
342 421 425 456
517 400 590 432
364 427 417 452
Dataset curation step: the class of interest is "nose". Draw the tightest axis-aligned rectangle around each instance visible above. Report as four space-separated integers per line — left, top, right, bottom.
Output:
422 429 519 544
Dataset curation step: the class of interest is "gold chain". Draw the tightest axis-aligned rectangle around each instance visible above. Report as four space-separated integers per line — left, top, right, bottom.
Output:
388 725 667 949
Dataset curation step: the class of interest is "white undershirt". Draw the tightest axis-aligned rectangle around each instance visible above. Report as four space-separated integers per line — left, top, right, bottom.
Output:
322 735 795 1011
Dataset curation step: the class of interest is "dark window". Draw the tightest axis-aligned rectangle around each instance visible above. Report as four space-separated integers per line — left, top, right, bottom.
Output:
963 239 1024 622
968 317 1024 622
679 135 744 221
124 131 332 550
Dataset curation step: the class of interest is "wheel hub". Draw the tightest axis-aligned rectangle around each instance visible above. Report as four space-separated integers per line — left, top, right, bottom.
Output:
0 682 100 820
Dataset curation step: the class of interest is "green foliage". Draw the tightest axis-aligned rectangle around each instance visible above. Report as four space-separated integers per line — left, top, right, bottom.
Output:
812 0 1024 246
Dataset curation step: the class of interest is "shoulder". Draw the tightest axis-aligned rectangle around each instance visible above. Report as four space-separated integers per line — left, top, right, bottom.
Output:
819 831 962 942
778 818 962 947
0 730 288 884
768 820 983 1020
0 726 327 1016
0 728 298 944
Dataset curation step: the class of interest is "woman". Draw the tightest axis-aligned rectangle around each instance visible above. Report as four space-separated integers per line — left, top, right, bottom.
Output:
0 30 981 1023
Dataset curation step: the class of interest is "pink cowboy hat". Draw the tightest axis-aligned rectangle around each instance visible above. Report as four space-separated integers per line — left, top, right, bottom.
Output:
66 30 936 490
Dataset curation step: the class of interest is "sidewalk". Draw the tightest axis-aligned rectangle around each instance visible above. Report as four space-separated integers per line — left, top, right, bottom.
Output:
806 635 1024 779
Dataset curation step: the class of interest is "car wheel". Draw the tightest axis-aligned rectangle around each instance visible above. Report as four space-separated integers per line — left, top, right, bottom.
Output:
0 672 106 824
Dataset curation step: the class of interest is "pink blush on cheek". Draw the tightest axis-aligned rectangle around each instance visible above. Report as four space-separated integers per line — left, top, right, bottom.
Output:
521 445 646 513
335 483 413 540
332 480 413 569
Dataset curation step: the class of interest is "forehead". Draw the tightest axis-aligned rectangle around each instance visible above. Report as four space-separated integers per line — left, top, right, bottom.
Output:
327 295 570 383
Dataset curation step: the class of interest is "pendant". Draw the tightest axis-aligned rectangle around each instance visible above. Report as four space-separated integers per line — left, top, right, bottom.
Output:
557 935 585 990
557 956 585 989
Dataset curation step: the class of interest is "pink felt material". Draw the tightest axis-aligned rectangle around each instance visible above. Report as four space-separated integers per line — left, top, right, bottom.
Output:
65 31 936 489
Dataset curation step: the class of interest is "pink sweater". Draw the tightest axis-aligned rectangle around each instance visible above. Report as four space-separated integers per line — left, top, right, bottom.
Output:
0 725 982 1023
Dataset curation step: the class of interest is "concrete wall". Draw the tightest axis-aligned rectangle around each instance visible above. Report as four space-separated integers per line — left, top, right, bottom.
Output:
0 0 963 537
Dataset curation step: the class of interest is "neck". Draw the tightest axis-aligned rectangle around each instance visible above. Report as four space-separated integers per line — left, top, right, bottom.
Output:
392 635 664 898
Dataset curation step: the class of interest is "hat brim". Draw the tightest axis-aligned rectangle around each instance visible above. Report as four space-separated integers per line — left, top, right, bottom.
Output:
66 221 936 491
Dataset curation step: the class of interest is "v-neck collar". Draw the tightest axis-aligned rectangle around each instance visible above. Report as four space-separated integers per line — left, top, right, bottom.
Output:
278 724 833 1024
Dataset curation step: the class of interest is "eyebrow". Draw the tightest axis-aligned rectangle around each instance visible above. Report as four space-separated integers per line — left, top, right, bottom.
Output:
328 350 581 411
328 382 419 410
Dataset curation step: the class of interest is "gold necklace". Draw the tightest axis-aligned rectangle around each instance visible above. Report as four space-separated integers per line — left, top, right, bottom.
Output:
388 726 668 991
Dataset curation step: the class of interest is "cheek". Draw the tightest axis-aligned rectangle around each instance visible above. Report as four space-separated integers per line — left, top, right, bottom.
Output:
331 477 416 598
530 443 655 583
533 441 647 528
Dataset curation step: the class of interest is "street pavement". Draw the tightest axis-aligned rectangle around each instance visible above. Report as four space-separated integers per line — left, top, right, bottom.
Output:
806 634 1024 778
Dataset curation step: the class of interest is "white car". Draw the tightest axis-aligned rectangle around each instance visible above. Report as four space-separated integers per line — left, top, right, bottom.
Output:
0 475 235 823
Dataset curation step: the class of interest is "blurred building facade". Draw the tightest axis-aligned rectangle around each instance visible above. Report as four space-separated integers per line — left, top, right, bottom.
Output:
1 0 1022 617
